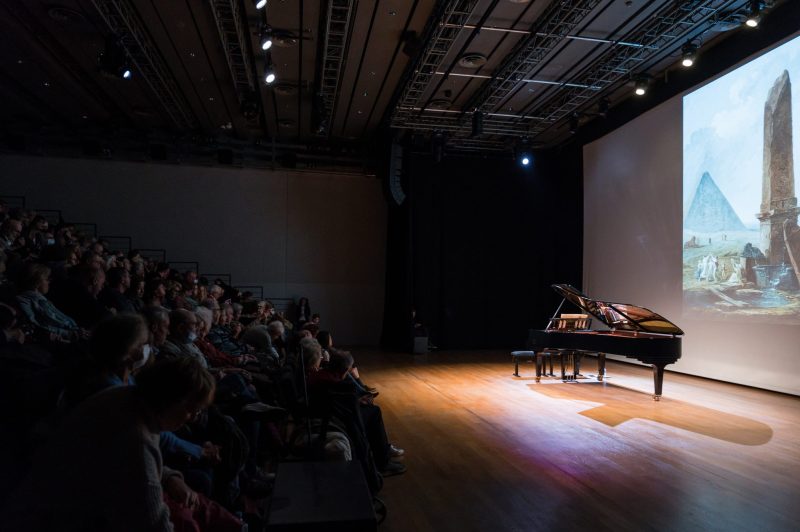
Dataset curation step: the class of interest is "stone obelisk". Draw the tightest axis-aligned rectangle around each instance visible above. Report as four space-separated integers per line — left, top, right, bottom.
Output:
757 70 799 265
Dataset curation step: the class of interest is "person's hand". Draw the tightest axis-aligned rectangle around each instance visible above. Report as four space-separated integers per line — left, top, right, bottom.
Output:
200 441 222 465
8 328 25 344
165 476 199 509
226 367 251 379
359 395 374 405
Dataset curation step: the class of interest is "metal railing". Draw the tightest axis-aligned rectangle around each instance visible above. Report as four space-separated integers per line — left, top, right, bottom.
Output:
72 222 98 237
137 248 166 263
99 235 132 254
0 195 25 209
169 261 199 273
202 273 231 285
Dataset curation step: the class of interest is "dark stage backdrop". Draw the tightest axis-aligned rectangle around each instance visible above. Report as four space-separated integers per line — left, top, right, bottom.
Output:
381 146 583 350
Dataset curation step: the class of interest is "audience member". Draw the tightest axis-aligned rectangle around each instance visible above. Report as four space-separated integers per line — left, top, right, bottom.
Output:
99 266 135 314
1 357 242 532
16 263 85 342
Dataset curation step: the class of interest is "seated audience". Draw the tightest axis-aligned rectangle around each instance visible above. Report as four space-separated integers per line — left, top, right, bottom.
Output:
2 357 242 532
99 266 135 314
16 263 85 342
307 348 405 477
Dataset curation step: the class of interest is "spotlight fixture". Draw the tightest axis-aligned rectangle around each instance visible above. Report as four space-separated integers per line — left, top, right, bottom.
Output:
681 42 697 67
98 37 132 80
471 111 484 137
598 97 610 117
745 1 765 27
634 75 650 96
255 0 267 9
264 65 276 84
431 131 445 163
569 113 579 135
517 137 532 167
260 26 273 51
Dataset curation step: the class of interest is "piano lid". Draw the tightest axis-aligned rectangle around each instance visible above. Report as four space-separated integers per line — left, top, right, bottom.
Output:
551 284 684 335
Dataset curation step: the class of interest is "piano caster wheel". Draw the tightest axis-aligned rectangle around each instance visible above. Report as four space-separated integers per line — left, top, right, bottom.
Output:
653 395 661 402
597 376 604 382
535 377 541 383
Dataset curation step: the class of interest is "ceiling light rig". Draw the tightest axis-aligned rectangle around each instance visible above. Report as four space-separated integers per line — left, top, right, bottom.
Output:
516 137 532 167
569 113 580 135
255 0 267 9
681 42 698 67
264 62 276 85
471 111 484 137
633 74 651 96
261 26 273 51
745 0 765 27
98 37 133 80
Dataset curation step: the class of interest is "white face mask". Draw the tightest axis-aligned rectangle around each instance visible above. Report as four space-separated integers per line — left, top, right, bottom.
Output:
187 332 198 342
133 344 151 370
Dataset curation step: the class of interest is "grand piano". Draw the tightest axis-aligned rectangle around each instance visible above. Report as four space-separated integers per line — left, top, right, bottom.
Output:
527 284 683 400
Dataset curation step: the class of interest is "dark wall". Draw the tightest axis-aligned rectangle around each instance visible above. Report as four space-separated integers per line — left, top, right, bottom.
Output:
382 144 583 350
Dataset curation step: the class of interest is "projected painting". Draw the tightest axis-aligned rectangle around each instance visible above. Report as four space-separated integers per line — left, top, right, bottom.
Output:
683 35 800 322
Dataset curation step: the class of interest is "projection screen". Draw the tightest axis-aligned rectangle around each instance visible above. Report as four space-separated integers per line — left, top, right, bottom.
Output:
583 33 800 396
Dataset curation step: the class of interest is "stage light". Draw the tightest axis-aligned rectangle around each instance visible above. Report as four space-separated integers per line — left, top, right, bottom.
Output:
261 27 273 51
681 43 697 67
255 0 267 9
98 38 134 80
598 97 610 117
634 76 649 96
471 111 484 137
517 137 532 167
265 66 276 84
745 1 764 27
569 113 579 135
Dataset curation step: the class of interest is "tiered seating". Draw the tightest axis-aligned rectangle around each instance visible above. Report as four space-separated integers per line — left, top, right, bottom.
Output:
0 195 401 531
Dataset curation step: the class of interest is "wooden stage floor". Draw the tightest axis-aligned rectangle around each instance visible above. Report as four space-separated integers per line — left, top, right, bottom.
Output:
353 350 800 532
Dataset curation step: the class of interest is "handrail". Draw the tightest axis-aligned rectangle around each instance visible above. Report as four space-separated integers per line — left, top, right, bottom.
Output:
169 261 199 273
234 285 263 299
99 235 132 253
35 209 63 225
202 273 231 285
0 195 26 209
72 222 98 237
138 248 167 263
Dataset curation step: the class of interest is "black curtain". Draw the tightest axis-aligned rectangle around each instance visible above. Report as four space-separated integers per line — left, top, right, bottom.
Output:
381 143 583 350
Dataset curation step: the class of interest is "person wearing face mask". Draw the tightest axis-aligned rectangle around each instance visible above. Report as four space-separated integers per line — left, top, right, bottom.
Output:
160 309 209 369
2 356 243 532
61 315 223 489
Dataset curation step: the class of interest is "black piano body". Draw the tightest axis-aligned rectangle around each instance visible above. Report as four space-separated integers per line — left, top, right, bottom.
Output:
527 285 683 400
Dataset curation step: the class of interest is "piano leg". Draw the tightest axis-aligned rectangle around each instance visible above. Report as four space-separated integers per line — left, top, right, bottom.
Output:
535 352 542 382
652 362 667 401
597 353 606 381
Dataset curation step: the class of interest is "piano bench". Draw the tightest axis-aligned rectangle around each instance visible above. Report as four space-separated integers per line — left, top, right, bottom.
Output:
534 351 561 381
511 351 537 377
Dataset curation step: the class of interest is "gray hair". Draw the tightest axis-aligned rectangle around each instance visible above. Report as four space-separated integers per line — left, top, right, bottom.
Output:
267 320 284 335
142 305 169 327
195 307 214 331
